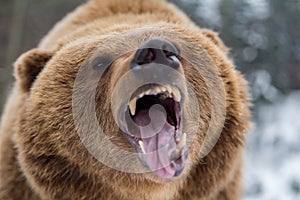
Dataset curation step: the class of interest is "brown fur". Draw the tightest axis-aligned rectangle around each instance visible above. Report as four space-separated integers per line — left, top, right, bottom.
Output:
0 0 251 199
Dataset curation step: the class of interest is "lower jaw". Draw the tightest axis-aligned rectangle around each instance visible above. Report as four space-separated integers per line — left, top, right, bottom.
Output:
154 166 175 179
145 165 187 183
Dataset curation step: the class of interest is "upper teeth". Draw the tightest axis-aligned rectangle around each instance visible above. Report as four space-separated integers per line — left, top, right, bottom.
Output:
172 87 181 102
128 85 181 116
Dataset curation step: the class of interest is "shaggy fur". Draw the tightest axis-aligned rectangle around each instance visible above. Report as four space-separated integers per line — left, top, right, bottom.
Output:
0 0 251 199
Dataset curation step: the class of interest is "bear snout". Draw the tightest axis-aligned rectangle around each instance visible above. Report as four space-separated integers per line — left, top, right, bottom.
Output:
130 38 181 70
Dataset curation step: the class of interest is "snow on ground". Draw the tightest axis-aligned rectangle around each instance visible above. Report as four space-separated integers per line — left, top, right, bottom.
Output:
243 91 300 200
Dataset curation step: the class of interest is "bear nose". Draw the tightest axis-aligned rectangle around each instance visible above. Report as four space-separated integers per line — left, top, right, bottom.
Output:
130 39 180 70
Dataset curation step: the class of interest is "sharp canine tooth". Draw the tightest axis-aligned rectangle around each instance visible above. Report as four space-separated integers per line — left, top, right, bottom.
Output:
129 98 137 116
172 87 181 102
178 133 187 151
139 140 146 154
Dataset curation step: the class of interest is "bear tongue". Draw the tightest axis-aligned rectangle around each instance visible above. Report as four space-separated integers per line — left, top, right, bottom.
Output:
133 109 178 178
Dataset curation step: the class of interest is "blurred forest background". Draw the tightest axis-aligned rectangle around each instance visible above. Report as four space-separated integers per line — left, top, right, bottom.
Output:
0 0 299 199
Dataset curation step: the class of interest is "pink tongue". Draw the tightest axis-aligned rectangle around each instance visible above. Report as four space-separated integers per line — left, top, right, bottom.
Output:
133 107 177 178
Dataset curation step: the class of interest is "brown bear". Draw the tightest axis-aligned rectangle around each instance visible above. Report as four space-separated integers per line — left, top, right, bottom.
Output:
0 0 251 199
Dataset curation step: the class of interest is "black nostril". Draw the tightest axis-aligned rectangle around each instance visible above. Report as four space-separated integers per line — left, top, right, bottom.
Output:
130 38 180 70
135 48 156 65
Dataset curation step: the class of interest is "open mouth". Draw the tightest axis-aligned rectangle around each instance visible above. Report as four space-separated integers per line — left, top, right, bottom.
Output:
120 84 188 179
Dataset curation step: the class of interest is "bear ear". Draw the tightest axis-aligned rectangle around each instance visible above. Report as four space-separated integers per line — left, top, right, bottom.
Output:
14 48 53 92
201 29 229 54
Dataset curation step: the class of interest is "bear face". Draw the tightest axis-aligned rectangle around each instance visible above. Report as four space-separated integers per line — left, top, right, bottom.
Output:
13 25 250 200
0 1 251 200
